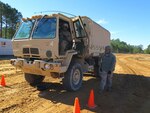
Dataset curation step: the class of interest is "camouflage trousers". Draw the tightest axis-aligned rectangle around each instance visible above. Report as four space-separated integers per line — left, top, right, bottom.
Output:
60 41 68 55
99 71 113 91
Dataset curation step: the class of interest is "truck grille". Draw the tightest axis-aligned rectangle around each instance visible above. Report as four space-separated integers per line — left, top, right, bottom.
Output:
23 48 39 55
23 48 29 54
30 48 39 54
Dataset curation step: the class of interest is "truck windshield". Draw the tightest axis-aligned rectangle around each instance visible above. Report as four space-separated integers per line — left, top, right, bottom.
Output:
14 20 34 39
32 18 56 39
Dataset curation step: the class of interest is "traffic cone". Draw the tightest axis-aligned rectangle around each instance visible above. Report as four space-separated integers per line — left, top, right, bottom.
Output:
87 89 97 109
73 97 80 113
1 75 6 86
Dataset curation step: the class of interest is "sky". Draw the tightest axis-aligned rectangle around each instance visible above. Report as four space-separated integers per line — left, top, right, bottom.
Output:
1 0 150 49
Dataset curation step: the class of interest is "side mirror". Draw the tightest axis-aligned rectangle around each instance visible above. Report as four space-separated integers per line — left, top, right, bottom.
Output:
16 22 21 30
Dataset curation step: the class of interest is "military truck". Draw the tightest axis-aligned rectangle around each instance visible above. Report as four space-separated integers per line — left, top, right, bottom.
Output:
11 13 110 91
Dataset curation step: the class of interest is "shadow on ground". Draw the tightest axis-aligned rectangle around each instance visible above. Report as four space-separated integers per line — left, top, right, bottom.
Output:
0 55 16 60
37 73 150 113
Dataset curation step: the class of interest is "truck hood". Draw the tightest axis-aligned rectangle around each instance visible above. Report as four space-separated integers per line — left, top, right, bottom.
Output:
12 39 58 59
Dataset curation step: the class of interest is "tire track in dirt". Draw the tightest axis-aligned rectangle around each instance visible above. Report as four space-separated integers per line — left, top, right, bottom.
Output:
127 57 150 69
0 63 23 78
0 83 39 113
0 66 67 113
0 61 35 113
116 54 149 75
124 57 150 76
117 58 137 75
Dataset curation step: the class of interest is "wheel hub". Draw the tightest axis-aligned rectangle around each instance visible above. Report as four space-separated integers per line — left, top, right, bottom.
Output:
73 69 80 85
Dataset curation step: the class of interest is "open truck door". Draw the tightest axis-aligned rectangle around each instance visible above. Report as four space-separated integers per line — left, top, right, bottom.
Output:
72 16 87 38
72 16 89 56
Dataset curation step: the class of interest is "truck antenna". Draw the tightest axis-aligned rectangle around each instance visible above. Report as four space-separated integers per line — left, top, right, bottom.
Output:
34 10 76 17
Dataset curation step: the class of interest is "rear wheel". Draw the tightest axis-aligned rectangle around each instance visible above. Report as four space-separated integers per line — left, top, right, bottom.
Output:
63 61 83 91
24 73 45 86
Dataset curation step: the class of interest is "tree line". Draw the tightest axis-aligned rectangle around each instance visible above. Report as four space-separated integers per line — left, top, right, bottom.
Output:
111 39 150 54
0 1 22 39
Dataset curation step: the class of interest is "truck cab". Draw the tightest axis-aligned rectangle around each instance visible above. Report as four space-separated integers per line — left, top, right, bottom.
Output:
12 14 86 58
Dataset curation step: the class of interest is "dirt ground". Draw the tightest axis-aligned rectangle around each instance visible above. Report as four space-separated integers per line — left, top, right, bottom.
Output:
0 54 150 113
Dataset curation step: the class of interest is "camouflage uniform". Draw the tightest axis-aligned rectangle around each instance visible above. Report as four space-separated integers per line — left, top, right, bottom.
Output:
99 46 116 92
59 24 71 55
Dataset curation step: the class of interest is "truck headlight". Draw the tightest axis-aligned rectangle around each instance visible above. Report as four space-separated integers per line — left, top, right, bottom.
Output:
44 63 54 70
44 63 51 70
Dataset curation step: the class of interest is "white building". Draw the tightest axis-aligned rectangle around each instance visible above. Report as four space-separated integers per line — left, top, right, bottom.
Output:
0 38 13 55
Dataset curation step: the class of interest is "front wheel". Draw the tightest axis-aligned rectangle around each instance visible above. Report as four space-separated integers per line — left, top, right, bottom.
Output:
63 61 83 91
24 73 45 86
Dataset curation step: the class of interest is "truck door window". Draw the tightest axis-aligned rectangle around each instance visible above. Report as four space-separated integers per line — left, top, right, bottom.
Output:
59 19 72 55
73 20 86 38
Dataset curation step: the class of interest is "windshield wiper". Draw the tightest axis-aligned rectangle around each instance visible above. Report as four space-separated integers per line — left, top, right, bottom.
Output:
34 15 48 31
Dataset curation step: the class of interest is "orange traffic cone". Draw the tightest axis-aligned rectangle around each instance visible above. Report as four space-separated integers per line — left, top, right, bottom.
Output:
73 97 80 113
87 89 97 109
1 75 6 86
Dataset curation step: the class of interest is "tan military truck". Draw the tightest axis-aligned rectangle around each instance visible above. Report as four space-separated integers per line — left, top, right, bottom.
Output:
11 13 110 91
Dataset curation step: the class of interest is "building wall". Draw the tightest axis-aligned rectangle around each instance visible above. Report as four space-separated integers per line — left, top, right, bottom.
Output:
0 38 13 55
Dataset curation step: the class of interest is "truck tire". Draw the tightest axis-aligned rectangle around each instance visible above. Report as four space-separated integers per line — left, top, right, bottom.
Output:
63 61 83 91
24 73 45 86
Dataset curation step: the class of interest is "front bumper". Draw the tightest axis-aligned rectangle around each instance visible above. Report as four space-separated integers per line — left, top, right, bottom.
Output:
10 58 67 76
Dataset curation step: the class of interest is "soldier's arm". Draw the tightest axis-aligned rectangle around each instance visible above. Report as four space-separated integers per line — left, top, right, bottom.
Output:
110 55 116 71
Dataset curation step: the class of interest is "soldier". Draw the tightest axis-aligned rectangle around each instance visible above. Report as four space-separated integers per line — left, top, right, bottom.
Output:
99 45 116 93
59 23 72 55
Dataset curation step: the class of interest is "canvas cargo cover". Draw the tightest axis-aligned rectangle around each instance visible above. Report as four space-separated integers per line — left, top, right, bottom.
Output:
81 17 110 56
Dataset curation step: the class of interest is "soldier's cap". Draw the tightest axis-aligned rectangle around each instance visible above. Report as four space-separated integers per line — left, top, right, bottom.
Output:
105 45 112 50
